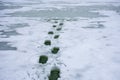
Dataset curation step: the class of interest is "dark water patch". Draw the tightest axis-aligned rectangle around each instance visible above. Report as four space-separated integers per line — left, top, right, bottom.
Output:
82 25 105 29
0 1 23 10
7 23 29 29
7 5 108 18
82 21 105 29
0 42 17 50
0 6 22 10
0 24 3 26
0 4 22 10
0 30 20 38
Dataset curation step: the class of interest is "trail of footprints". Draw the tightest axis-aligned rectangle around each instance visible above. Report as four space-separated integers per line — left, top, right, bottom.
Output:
39 19 64 80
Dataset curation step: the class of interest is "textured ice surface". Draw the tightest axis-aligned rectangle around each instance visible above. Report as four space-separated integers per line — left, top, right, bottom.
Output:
0 0 120 80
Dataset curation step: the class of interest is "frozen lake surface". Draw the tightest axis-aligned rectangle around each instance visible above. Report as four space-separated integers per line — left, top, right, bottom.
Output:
0 0 120 80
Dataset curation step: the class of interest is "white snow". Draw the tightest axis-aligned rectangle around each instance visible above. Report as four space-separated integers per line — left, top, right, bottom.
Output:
0 0 120 80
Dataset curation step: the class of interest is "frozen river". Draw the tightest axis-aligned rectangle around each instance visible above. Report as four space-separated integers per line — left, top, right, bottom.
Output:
0 0 120 80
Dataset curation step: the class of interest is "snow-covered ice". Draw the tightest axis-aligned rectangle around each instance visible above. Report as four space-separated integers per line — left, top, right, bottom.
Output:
0 0 120 80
